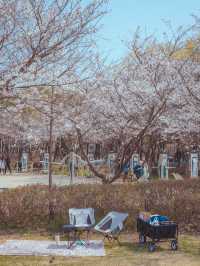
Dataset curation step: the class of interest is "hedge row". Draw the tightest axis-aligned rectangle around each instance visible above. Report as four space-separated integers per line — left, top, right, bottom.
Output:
0 179 199 233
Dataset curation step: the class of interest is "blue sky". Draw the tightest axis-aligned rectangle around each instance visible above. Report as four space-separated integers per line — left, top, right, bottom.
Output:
96 0 200 62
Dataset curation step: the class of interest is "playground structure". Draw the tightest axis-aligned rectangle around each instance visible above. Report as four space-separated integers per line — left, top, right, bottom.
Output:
158 154 169 179
130 154 140 171
42 153 49 172
190 153 198 178
14 151 147 181
0 131 199 180
21 152 28 172
107 153 117 177
1 129 200 177
12 150 199 182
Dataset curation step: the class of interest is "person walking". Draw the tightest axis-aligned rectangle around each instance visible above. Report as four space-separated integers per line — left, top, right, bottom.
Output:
0 156 2 174
18 159 22 172
5 154 11 174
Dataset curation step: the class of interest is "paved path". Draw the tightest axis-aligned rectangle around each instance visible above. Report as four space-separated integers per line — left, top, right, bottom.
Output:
0 173 100 189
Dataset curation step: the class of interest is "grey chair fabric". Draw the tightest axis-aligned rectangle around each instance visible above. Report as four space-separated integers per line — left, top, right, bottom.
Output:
69 208 95 226
94 211 128 244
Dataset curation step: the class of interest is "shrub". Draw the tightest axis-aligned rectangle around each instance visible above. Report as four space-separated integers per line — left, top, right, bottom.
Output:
0 180 199 233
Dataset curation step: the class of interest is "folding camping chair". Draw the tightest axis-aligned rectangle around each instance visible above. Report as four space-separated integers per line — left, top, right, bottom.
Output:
62 208 95 248
68 208 95 227
94 211 128 245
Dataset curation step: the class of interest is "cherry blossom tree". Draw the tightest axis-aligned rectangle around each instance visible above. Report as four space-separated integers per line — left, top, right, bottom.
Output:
3 5 200 185
73 33 186 183
0 0 109 189
0 0 108 133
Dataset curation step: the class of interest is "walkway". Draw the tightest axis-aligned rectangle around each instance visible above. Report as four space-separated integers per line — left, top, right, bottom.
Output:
0 173 100 189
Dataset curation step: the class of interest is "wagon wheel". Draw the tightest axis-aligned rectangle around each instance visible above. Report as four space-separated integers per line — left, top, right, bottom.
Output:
139 233 146 244
171 240 178 251
148 242 156 252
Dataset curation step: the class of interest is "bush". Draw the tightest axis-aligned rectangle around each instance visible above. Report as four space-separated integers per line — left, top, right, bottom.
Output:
0 180 199 233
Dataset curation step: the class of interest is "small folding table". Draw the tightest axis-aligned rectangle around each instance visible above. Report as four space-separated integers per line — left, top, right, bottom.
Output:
62 224 93 248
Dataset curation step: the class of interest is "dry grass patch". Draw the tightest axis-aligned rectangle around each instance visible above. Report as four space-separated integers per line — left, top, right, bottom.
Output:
0 180 200 233
0 233 199 266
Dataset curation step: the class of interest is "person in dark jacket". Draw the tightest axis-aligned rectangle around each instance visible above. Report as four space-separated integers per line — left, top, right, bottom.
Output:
5 154 11 174
18 160 22 172
133 163 144 179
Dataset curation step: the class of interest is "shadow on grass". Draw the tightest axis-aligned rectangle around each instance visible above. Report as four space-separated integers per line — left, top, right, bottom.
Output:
105 241 165 257
117 237 200 256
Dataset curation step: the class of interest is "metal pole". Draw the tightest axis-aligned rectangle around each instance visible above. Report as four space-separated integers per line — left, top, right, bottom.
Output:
70 148 75 185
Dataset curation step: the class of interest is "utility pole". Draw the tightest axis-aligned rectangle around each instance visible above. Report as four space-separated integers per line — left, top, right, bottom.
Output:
48 86 54 189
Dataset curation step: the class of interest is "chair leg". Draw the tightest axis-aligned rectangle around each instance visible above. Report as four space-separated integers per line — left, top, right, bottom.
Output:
107 235 114 246
86 230 90 245
103 234 118 247
66 231 74 249
115 235 121 245
66 230 79 249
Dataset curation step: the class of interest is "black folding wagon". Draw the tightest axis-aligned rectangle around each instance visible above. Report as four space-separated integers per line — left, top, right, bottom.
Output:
137 217 178 252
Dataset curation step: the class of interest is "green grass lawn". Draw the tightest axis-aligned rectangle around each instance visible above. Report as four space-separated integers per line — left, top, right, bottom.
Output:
0 233 199 266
